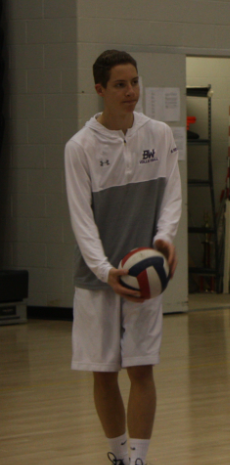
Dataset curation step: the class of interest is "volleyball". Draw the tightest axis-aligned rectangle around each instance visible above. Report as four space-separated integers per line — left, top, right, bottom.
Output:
118 247 169 299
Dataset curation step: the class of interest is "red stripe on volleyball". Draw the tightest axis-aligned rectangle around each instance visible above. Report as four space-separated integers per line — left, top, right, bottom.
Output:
137 269 151 299
121 247 150 267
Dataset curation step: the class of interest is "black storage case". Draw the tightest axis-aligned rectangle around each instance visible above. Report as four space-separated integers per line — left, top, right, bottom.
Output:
0 270 29 303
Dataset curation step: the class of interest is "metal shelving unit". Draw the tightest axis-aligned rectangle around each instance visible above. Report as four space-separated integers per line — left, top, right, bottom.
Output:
187 85 221 292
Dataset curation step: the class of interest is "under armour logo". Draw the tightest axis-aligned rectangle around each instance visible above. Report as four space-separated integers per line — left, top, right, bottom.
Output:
100 159 110 167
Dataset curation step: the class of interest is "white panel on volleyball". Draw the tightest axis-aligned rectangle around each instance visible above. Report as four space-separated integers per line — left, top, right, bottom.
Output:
147 267 162 298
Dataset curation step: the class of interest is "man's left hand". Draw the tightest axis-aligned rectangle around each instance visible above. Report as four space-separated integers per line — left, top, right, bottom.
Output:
154 239 177 279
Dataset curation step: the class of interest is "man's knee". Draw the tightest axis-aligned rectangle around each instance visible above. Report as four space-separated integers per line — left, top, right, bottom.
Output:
127 365 154 384
93 371 119 391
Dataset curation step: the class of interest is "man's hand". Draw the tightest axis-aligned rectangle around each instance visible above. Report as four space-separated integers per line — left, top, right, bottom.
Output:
154 239 178 279
108 268 145 302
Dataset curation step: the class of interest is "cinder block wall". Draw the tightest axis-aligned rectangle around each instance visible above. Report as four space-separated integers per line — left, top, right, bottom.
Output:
1 0 230 308
0 0 77 307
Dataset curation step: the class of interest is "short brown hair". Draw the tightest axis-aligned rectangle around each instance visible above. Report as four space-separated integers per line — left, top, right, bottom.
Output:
93 50 138 88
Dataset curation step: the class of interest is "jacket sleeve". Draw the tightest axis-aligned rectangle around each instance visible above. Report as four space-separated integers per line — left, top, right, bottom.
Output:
64 139 113 283
153 126 182 245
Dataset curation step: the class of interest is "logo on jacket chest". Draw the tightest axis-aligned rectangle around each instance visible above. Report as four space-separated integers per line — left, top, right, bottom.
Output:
140 149 158 164
100 159 110 167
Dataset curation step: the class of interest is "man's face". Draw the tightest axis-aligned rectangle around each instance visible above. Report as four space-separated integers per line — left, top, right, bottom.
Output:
96 63 140 116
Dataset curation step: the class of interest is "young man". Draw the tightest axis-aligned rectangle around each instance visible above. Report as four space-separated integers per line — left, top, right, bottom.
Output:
65 50 182 465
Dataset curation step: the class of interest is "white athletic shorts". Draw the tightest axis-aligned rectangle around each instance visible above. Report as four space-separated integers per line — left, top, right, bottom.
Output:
71 287 163 372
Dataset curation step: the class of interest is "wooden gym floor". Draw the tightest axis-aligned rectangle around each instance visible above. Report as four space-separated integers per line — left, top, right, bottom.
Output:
1 295 230 465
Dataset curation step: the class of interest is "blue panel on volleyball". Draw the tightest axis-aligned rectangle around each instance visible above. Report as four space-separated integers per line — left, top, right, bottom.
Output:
129 257 169 291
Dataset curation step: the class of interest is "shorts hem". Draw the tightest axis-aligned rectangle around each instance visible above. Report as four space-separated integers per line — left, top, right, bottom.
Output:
122 354 160 368
71 361 121 372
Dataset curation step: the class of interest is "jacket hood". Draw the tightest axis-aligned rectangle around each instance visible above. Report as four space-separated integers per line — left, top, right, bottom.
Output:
85 112 151 140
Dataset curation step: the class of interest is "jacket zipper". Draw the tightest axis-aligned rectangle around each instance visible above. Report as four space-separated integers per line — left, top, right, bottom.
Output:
123 139 132 175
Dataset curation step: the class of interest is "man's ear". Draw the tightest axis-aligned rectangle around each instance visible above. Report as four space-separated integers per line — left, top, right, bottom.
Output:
95 83 104 97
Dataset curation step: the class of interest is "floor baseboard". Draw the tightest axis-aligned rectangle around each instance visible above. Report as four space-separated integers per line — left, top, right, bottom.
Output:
27 306 73 321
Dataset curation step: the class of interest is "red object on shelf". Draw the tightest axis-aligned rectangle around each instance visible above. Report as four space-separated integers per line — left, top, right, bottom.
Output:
187 116 196 130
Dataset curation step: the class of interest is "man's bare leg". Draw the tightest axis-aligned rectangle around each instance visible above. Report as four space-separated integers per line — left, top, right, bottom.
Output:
93 372 129 464
126 365 156 464
93 371 126 438
126 365 156 439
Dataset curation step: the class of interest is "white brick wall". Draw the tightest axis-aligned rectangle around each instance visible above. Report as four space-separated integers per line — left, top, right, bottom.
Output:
0 0 77 307
1 0 230 308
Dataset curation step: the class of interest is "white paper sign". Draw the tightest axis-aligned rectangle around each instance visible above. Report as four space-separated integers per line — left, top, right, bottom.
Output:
145 87 180 122
164 89 180 121
145 87 158 119
171 127 186 161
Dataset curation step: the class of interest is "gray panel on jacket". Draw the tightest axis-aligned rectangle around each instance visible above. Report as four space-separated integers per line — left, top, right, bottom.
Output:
74 178 166 290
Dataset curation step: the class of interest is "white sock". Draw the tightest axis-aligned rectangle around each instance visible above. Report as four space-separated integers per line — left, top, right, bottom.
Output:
130 438 150 465
107 432 130 465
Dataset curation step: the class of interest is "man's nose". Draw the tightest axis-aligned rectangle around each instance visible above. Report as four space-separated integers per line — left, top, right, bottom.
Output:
126 84 135 96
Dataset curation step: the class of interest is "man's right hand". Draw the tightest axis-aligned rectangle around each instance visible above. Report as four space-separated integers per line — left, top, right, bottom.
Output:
108 268 145 303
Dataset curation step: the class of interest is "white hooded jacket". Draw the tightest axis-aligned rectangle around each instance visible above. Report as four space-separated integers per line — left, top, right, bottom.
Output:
64 111 182 289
